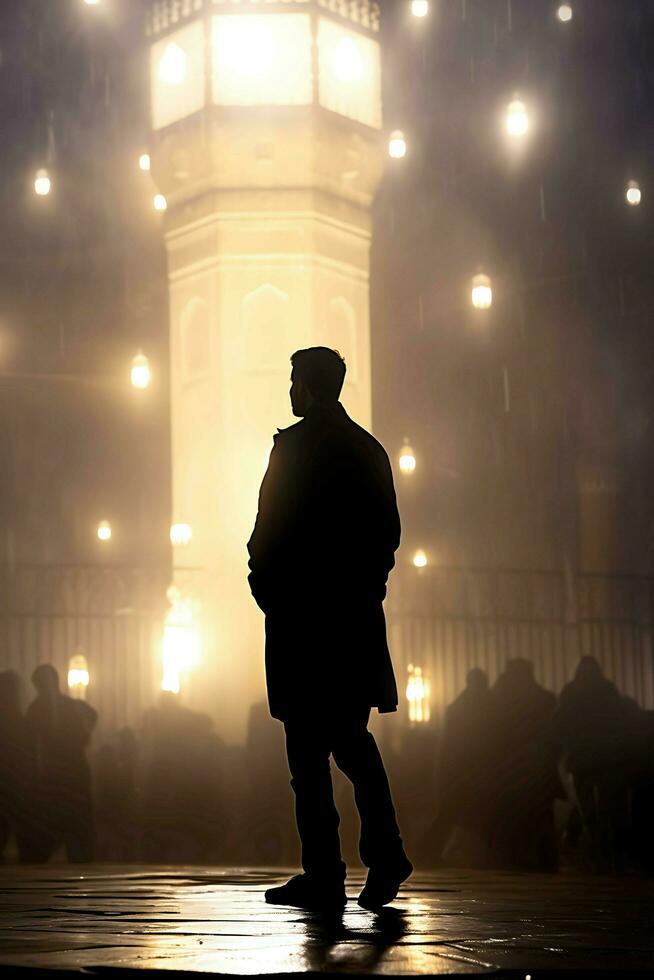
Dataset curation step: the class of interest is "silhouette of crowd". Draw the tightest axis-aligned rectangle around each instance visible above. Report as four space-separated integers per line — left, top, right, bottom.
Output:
0 670 297 866
1 657 652 872
417 656 654 872
0 665 96 863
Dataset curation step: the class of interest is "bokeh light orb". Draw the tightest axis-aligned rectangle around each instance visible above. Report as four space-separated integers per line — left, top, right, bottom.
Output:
34 169 51 196
413 549 428 569
506 97 529 137
471 273 493 310
170 523 193 547
153 193 167 212
399 441 417 475
388 130 407 159
139 153 151 172
411 1 430 17
97 521 112 542
131 352 151 389
557 3 573 22
626 180 642 207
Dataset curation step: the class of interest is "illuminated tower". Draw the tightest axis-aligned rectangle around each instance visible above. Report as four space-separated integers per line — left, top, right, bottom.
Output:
147 0 384 740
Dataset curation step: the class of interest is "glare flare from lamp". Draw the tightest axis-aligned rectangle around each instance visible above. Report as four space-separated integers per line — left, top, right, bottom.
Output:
399 440 417 475
68 653 90 699
413 549 428 569
506 97 529 137
34 169 51 196
388 130 407 159
170 523 193 547
97 521 112 542
411 1 430 17
406 664 431 723
626 180 642 207
472 273 493 310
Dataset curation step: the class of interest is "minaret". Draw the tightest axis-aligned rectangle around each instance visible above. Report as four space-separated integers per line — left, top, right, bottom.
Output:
147 0 384 741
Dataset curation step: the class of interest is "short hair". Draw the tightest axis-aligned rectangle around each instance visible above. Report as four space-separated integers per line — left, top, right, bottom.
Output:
32 664 59 691
466 667 488 691
291 347 346 403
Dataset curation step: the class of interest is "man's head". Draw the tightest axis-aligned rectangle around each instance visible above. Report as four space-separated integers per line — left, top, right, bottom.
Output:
290 347 346 417
466 667 488 695
575 655 603 683
32 664 60 696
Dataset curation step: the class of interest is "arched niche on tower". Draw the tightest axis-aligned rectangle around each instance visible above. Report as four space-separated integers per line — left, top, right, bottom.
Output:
241 283 292 372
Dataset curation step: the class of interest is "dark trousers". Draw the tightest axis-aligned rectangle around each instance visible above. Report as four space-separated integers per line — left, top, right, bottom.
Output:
284 708 405 879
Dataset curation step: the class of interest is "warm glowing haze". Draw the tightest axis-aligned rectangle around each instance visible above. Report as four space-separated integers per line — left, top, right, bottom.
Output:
149 2 383 739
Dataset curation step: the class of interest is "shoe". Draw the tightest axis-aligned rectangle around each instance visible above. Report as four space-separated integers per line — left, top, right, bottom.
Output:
357 856 413 911
265 873 347 912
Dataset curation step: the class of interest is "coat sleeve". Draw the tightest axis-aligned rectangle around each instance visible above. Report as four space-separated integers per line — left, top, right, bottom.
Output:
344 443 401 599
374 449 402 593
247 433 296 612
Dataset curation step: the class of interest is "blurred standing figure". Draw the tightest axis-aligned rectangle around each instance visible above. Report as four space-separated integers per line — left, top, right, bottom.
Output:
27 665 97 863
0 671 36 862
248 347 411 912
484 659 559 870
553 657 629 869
423 668 492 863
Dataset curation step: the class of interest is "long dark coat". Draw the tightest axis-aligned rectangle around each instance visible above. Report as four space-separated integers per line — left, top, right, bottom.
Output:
247 402 400 721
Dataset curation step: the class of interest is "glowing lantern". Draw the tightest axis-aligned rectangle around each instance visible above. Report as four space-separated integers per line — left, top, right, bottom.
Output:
34 169 51 197
472 273 493 310
161 586 201 695
149 6 382 131
557 3 573 21
411 0 430 16
388 130 407 159
97 520 112 542
170 523 193 547
153 193 167 212
399 439 417 475
406 664 431 723
68 653 90 699
131 352 151 389
506 97 529 137
626 180 642 207
413 549 428 569
139 153 151 172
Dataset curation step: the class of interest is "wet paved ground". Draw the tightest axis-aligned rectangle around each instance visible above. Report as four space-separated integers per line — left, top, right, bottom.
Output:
0 866 652 976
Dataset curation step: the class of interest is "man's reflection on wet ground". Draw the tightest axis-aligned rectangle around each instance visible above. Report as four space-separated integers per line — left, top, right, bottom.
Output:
301 907 408 973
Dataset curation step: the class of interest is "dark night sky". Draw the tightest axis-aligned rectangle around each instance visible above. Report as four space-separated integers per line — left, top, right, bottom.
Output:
1 0 654 573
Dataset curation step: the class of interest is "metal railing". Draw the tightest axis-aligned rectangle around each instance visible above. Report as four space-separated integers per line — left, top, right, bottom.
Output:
387 566 654 722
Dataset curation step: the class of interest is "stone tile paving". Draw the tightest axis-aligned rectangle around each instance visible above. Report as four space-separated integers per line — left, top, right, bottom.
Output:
0 866 651 975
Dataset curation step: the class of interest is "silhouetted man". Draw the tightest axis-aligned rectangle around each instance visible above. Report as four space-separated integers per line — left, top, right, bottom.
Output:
248 347 411 911
27 664 97 863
